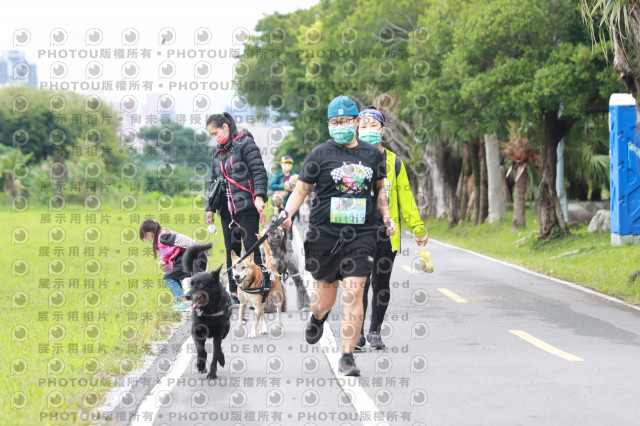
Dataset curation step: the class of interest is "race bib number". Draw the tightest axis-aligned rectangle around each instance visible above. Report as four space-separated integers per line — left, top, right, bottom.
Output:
330 197 366 224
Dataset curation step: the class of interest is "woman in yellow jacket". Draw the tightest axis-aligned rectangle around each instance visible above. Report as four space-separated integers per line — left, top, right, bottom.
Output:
355 106 429 351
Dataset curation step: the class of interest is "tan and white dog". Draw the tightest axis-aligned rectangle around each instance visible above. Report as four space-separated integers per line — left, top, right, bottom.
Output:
231 245 284 338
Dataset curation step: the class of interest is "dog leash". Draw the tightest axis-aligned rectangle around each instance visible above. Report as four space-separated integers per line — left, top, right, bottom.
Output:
221 210 289 278
266 270 304 279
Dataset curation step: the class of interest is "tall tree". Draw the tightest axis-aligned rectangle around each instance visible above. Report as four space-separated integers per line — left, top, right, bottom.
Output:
442 0 620 238
0 86 124 172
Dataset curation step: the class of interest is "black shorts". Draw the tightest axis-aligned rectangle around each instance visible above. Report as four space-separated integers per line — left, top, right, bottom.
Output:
303 234 376 282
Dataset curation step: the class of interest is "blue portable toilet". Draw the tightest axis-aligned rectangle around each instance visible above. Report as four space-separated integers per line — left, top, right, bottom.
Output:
610 93 640 245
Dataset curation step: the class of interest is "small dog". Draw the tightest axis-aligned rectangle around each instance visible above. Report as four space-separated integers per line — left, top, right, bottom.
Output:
265 215 310 311
231 249 284 338
182 243 231 380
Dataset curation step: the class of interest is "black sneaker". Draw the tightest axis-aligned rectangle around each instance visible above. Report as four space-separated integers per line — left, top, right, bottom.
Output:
305 311 329 345
338 353 360 376
354 334 366 352
367 332 386 350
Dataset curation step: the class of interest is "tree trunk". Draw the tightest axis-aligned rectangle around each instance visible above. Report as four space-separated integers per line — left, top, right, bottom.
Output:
479 140 488 223
538 110 572 239
590 186 602 201
613 26 640 100
484 133 506 223
612 24 640 127
422 139 461 225
457 142 472 221
501 165 512 203
470 139 481 225
512 167 527 231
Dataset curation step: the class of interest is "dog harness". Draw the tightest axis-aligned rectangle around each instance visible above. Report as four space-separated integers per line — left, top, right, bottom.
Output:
238 266 272 303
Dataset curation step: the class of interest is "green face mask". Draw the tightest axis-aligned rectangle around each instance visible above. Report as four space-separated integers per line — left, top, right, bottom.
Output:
329 124 356 145
359 129 382 145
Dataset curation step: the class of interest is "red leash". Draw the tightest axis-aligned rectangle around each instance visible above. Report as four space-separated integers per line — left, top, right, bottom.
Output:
219 156 268 230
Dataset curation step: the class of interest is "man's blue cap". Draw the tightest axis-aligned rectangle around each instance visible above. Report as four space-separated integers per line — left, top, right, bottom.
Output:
327 95 359 119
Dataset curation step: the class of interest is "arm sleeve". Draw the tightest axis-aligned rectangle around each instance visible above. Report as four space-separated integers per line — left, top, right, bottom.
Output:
298 148 320 185
242 137 269 200
396 161 427 236
158 233 176 246
373 150 386 198
269 173 284 191
173 233 197 249
210 154 218 187
377 150 387 183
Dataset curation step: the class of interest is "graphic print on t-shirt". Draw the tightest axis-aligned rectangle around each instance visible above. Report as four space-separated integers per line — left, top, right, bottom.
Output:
330 161 373 194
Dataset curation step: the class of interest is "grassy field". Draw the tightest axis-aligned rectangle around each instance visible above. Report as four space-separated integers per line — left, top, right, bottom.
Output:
0 195 260 425
423 207 640 305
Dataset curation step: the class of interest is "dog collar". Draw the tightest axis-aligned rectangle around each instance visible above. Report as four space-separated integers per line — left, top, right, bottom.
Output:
196 309 225 317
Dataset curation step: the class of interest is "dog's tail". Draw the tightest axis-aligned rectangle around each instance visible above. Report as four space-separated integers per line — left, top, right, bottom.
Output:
182 243 212 274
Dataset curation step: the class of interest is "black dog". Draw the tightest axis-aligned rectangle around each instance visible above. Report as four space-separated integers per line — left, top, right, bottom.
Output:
182 243 231 380
265 216 310 311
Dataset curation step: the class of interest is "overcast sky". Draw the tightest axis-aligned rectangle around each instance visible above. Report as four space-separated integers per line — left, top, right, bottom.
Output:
1 0 319 115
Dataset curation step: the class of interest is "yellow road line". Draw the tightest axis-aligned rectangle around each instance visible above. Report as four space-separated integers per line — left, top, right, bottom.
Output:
400 265 421 275
437 288 468 303
509 330 583 361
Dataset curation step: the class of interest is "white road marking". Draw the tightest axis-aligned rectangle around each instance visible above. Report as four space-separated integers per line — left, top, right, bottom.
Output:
321 323 389 425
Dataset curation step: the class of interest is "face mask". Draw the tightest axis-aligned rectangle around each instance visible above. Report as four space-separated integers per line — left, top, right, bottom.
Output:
282 164 293 173
359 129 382 145
215 133 229 145
329 124 356 145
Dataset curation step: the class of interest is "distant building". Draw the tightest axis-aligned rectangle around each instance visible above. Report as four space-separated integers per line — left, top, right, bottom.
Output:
0 50 38 87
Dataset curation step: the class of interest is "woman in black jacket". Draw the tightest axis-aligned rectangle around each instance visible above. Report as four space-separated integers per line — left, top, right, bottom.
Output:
205 112 269 304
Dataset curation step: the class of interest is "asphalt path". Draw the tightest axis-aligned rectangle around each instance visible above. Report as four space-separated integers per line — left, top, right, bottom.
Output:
108 212 640 426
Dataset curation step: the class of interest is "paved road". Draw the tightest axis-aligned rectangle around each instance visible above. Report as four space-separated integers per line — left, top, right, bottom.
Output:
110 216 640 426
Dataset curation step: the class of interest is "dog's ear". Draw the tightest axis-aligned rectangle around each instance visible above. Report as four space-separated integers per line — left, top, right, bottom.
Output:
211 264 222 280
231 250 238 260
247 251 255 262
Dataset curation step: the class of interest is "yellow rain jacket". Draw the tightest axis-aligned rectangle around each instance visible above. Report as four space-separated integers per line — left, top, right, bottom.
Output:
384 148 427 252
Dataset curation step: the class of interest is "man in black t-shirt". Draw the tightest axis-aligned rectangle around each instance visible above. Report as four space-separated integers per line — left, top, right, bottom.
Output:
279 95 395 376
299 141 385 239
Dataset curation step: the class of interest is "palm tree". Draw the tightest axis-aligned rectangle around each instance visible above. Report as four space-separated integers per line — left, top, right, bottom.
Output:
500 123 538 231
581 1 640 120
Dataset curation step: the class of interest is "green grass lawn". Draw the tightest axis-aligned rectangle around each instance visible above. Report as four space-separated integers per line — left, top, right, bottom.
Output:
423 207 640 304
0 195 263 425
